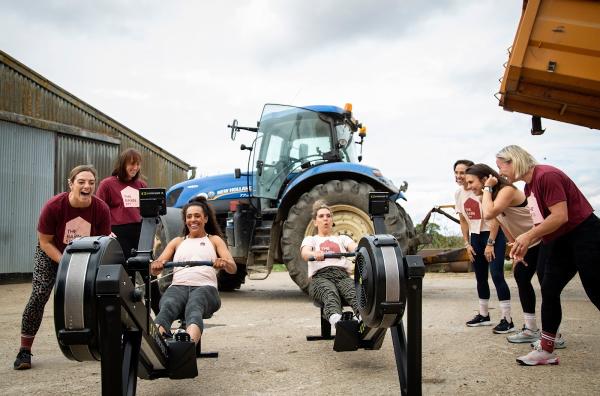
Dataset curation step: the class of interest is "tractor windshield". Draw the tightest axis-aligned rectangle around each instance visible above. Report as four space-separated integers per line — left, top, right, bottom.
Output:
254 104 341 199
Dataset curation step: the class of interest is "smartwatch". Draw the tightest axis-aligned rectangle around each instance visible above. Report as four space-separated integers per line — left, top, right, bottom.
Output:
487 239 495 246
482 186 493 193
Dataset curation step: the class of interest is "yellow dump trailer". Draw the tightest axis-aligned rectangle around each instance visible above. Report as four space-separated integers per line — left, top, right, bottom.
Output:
499 0 600 131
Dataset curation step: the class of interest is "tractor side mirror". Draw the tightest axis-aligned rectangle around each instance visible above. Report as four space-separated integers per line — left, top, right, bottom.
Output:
234 168 241 179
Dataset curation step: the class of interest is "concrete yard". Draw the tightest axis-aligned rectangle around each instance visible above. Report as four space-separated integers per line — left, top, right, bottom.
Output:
1 271 598 395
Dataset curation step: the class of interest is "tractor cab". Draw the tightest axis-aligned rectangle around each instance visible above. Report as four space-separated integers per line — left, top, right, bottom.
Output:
249 104 365 201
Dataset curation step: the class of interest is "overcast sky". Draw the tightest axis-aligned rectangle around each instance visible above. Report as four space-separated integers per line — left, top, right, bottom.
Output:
1 0 598 234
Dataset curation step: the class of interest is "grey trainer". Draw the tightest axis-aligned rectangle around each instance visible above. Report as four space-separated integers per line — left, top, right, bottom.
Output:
507 326 540 343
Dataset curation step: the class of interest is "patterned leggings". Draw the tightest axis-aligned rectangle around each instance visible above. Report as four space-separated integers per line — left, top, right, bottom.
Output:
21 245 58 336
308 266 359 319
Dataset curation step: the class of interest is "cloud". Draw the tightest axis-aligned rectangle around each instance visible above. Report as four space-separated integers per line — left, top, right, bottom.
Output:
233 0 461 63
1 0 598 232
2 0 162 37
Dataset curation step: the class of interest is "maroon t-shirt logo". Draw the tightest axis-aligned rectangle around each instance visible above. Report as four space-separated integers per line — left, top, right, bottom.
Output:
464 198 482 220
319 240 341 254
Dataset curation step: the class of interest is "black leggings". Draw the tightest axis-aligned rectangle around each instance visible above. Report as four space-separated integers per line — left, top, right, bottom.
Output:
471 230 510 301
541 214 600 334
514 244 543 314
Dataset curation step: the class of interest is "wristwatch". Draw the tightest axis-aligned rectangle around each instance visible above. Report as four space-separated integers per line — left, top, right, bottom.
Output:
482 186 493 193
487 239 495 246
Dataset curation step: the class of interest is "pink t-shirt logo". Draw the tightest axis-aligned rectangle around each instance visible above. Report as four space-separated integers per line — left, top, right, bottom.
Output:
319 240 340 254
63 216 92 244
464 198 482 220
121 186 140 208
527 193 545 225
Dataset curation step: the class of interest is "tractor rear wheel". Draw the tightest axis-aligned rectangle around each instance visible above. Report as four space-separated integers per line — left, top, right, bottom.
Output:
281 179 416 292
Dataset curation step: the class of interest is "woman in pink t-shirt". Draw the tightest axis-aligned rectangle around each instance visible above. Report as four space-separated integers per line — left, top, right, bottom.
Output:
300 200 359 327
150 197 236 345
14 165 111 370
97 148 147 259
454 160 511 333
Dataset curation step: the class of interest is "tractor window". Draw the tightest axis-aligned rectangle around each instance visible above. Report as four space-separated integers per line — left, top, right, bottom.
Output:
335 123 359 162
264 135 283 166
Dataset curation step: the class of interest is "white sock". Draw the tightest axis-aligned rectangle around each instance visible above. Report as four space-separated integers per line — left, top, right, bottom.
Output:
328 313 342 326
479 299 489 317
523 313 537 331
499 300 511 322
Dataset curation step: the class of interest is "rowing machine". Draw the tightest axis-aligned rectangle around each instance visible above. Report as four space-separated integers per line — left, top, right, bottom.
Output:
308 192 424 395
53 188 213 396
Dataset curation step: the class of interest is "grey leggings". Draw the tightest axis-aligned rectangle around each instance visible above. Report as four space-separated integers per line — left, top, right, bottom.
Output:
308 266 358 319
21 245 57 336
155 285 221 332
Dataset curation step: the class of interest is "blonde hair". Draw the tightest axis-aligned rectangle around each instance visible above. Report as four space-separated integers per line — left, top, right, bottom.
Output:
496 145 537 181
311 200 331 219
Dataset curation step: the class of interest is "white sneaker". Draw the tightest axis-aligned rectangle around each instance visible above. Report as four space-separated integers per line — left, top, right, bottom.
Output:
530 335 567 350
516 345 559 366
507 326 540 343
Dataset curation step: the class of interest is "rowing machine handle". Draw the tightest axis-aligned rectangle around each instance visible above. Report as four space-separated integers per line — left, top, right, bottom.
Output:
163 261 213 268
308 252 356 261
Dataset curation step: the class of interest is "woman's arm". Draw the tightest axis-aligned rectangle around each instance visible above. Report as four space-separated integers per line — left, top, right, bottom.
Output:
510 201 567 260
482 186 517 220
211 236 237 274
38 232 62 264
150 237 180 276
458 213 475 263
301 242 325 261
347 240 358 252
484 218 501 263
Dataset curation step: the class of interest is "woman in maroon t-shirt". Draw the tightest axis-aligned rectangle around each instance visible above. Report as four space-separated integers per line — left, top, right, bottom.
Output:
496 145 600 367
13 165 111 370
97 148 147 259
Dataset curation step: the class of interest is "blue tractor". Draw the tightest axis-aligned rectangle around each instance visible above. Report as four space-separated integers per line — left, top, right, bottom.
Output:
157 103 417 292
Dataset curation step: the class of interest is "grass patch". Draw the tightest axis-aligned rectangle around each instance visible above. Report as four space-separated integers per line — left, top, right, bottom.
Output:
272 264 288 272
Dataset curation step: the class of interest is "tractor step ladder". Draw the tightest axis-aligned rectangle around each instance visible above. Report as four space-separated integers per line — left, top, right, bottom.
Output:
246 214 274 280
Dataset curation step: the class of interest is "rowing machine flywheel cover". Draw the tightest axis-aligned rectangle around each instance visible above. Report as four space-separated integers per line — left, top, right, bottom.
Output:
355 234 407 328
54 236 124 361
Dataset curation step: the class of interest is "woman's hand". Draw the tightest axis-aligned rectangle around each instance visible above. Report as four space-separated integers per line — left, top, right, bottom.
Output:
484 245 495 262
213 257 229 269
510 231 532 261
511 256 528 272
312 250 325 261
150 259 166 276
466 244 476 263
485 175 498 188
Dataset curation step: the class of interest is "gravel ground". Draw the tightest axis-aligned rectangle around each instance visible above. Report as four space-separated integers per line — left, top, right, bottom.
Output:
1 271 598 395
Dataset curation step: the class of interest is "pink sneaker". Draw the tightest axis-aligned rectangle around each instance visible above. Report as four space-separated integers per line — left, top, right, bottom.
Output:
516 345 559 366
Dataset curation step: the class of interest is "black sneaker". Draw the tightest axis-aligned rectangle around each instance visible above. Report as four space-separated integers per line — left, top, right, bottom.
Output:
13 348 32 370
466 314 492 327
493 318 516 334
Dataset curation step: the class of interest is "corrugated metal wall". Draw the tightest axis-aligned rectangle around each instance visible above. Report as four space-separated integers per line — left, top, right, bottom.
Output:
55 134 119 193
1 50 193 276
0 50 190 189
0 120 54 273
